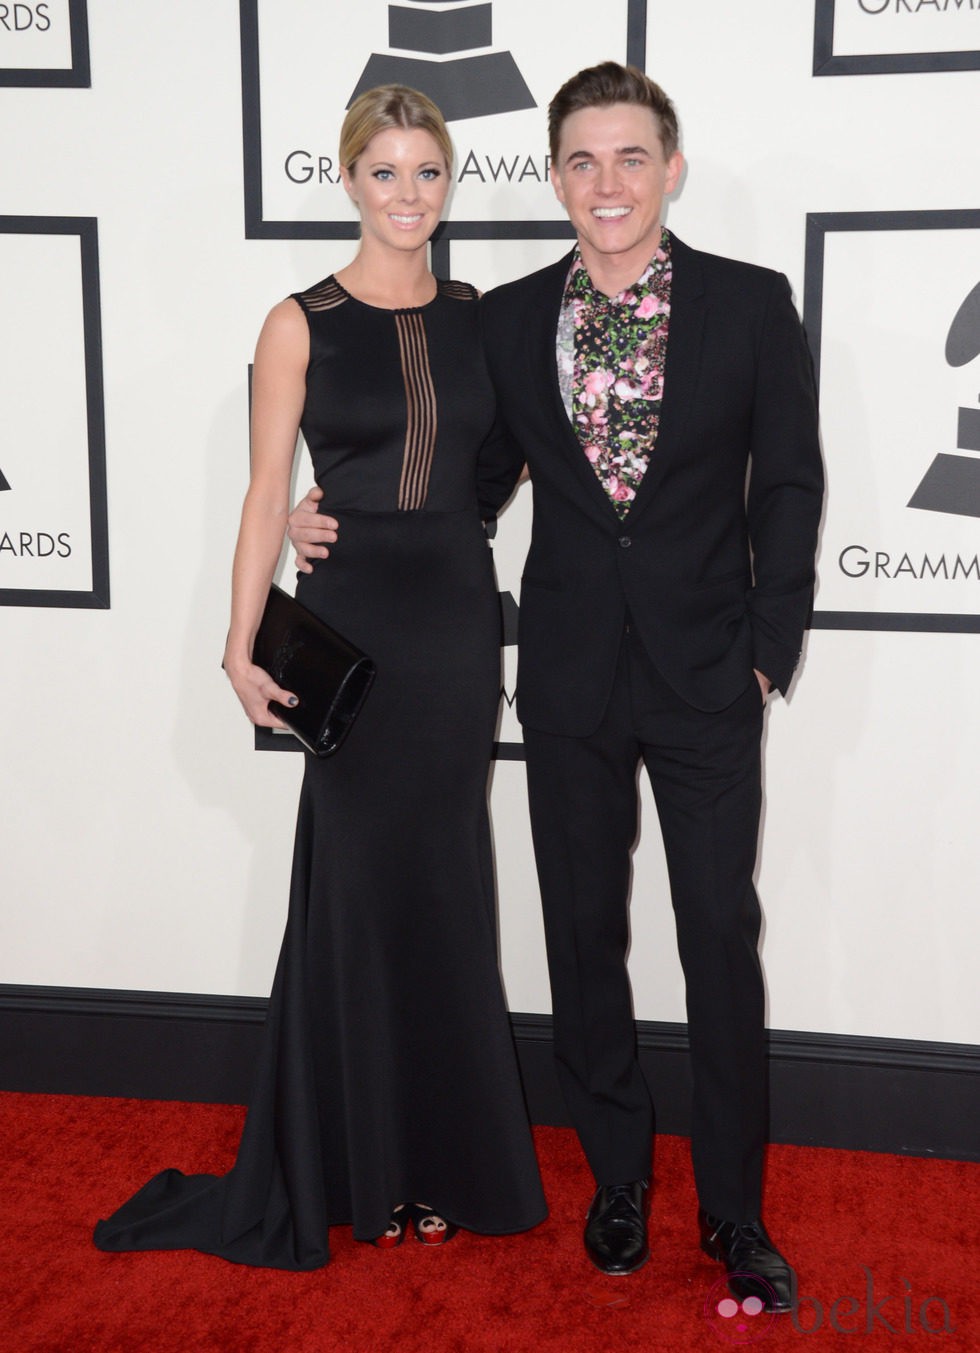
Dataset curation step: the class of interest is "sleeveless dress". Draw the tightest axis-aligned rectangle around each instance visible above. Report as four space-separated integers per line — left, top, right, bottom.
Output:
93 276 545 1270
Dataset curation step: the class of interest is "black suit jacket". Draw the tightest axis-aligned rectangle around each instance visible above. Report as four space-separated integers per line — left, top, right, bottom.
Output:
479 232 824 736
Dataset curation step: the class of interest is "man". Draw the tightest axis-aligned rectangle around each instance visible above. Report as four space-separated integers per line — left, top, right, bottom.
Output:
288 63 823 1311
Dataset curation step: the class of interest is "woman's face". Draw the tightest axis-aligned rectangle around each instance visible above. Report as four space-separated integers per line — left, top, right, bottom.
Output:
343 126 450 252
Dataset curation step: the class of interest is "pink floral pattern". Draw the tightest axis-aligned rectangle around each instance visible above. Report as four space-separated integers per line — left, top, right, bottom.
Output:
557 230 672 517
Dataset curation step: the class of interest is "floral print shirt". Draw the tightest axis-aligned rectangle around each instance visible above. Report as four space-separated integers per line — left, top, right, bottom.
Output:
557 229 672 516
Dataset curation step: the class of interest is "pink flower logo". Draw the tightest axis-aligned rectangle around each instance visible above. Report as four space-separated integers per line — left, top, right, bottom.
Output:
703 1273 777 1344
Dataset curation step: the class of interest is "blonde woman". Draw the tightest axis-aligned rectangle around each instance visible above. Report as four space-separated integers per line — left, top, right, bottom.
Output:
94 87 544 1270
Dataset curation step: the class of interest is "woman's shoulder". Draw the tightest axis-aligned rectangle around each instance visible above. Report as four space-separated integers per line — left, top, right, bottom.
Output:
255 293 310 366
291 275 350 315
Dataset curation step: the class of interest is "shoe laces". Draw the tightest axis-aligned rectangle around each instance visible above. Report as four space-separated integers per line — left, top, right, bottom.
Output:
601 1182 646 1222
723 1220 777 1266
705 1214 766 1249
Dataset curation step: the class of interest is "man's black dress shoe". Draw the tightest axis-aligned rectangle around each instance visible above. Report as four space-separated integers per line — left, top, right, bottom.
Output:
584 1181 649 1275
698 1208 797 1313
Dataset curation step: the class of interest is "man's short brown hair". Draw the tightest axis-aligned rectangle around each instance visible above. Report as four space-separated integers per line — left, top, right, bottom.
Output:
548 62 680 163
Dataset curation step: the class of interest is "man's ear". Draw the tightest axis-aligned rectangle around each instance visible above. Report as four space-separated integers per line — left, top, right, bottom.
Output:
665 151 684 196
549 163 566 207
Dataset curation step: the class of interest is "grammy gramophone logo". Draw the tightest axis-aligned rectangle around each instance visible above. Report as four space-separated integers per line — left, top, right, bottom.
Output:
908 279 980 520
349 0 536 122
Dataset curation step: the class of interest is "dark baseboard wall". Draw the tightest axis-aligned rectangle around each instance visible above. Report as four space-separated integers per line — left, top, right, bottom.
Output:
1 984 977 1161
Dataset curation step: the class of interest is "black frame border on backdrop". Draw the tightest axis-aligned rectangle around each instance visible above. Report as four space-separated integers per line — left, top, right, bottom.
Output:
804 208 980 634
0 0 90 88
239 0 648 266
0 215 109 610
813 0 980 77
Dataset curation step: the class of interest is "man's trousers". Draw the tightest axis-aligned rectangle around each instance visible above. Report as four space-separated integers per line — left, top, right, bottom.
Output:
523 627 767 1223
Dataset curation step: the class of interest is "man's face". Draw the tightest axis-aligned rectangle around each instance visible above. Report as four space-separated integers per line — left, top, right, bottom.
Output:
549 102 683 280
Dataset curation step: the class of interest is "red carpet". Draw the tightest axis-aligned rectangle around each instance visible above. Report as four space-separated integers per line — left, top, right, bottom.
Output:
1 1091 976 1351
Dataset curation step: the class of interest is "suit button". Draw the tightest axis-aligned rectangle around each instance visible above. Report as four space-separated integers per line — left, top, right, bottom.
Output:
619 535 632 548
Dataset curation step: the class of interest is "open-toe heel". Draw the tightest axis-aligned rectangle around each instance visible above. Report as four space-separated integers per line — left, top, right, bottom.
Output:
372 1203 408 1249
411 1203 458 1246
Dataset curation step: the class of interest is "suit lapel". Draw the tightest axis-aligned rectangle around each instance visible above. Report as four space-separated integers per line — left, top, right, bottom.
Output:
527 250 622 518
524 234 708 528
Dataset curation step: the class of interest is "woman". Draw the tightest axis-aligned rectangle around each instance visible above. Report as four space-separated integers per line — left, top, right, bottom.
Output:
93 86 544 1270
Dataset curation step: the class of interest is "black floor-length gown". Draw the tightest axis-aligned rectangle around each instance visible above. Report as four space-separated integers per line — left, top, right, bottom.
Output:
94 276 545 1270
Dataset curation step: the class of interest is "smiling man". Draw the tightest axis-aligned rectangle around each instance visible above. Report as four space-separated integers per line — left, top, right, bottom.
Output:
477 63 823 1310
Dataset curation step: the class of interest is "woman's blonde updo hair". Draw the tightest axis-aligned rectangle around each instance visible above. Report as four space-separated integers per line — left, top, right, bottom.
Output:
340 85 453 175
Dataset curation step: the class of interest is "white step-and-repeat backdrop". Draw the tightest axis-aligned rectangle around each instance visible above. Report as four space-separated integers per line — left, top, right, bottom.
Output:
2 0 978 1045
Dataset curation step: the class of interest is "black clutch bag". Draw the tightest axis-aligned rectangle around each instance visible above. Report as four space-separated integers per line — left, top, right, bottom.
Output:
251 583 376 757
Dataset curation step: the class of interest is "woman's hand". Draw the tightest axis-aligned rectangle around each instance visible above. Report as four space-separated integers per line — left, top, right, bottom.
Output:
287 485 339 573
223 653 298 729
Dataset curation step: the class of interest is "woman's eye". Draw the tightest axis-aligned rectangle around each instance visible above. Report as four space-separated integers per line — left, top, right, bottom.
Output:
373 169 393 180
419 168 441 180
